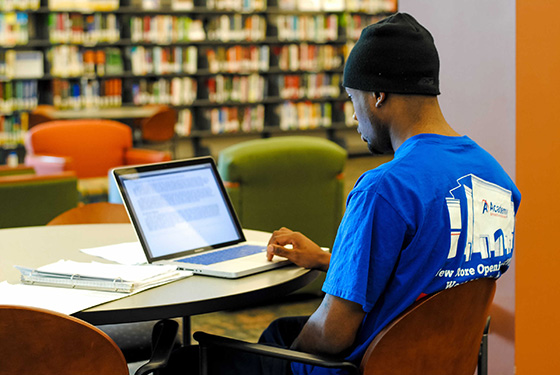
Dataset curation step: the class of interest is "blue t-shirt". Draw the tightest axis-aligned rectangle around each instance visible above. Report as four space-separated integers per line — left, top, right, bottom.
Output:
293 134 521 375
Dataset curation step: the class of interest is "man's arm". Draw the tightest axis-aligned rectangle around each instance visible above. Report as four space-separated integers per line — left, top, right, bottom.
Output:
291 294 366 356
266 228 364 354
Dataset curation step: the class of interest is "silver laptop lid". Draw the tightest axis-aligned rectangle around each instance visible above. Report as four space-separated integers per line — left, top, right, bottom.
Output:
113 157 246 263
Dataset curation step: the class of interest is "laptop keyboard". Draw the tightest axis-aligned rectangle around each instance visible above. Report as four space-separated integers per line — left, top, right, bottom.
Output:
178 244 266 266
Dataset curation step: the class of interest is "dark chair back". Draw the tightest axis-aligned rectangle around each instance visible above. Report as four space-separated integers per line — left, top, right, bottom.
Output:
194 278 495 375
28 104 55 129
141 105 177 142
47 202 130 225
360 278 496 375
0 305 129 375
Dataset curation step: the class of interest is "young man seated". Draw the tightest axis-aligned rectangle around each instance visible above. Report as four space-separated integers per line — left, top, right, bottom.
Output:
165 13 521 375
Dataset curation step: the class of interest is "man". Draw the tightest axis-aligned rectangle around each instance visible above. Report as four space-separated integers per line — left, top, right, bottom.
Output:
263 12 521 375
164 12 520 375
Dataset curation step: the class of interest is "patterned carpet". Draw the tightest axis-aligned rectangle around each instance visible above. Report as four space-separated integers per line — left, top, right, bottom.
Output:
190 293 323 342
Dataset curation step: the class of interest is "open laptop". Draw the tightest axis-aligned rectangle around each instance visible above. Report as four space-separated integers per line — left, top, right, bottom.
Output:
112 157 290 278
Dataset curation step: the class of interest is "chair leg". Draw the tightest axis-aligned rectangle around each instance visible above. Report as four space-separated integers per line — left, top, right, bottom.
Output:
478 316 491 375
199 344 209 375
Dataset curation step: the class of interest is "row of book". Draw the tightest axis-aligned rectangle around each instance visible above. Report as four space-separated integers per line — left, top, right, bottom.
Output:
271 14 339 42
175 108 193 136
131 14 267 44
275 0 396 13
48 0 119 11
206 14 267 42
204 45 270 74
201 104 265 134
172 102 356 136
344 13 386 39
40 43 346 78
48 46 123 78
130 16 206 44
52 78 122 109
131 77 197 106
205 74 266 104
128 46 198 76
0 0 40 11
131 0 266 12
277 101 333 131
0 81 38 113
0 111 27 132
131 0 194 10
273 44 344 72
345 0 397 12
274 73 342 100
206 0 266 11
343 100 356 126
0 128 25 146
48 13 120 44
173 102 352 136
0 50 43 79
0 12 29 46
76 43 344 76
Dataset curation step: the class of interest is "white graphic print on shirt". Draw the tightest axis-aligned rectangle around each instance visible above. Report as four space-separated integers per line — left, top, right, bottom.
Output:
440 174 515 287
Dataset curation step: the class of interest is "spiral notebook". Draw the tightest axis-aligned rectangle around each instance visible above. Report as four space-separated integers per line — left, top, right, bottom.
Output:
15 260 190 293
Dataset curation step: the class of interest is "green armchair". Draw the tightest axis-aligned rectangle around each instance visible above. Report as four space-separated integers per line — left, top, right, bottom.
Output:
218 136 346 294
0 171 79 228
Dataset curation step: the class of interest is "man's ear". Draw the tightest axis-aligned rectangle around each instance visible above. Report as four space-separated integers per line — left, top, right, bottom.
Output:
373 92 386 108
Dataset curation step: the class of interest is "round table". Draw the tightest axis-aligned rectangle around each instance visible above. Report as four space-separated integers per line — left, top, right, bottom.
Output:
0 223 318 324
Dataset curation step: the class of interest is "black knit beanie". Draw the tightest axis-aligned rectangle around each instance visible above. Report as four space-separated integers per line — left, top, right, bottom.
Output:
343 13 440 95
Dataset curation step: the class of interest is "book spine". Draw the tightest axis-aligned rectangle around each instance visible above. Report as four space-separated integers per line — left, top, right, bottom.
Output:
47 12 120 45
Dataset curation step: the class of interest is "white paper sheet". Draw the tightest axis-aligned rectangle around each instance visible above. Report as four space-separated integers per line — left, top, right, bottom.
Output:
81 241 147 265
0 281 128 314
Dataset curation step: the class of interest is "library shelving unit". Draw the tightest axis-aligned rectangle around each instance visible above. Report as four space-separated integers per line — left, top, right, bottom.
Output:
0 0 397 159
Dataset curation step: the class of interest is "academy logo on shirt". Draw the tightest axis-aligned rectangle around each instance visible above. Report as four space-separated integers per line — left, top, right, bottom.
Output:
437 174 515 287
481 199 508 217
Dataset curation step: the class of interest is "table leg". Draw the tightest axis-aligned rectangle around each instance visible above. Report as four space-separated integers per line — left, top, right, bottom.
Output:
182 316 191 345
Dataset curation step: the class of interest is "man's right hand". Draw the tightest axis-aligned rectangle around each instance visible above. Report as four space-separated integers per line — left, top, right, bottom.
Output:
267 227 331 272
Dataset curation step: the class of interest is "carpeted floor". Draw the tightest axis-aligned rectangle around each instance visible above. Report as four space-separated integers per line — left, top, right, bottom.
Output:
190 293 323 342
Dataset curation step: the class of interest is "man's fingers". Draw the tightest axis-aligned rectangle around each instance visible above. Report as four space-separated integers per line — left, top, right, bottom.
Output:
267 244 291 259
268 229 296 247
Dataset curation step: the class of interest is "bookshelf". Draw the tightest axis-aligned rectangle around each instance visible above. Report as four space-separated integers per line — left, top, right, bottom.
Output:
0 0 397 160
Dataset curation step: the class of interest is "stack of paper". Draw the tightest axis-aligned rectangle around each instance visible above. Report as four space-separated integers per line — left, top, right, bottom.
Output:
15 260 192 293
0 281 129 315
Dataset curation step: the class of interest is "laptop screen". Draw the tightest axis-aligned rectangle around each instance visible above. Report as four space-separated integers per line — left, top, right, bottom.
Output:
113 158 245 262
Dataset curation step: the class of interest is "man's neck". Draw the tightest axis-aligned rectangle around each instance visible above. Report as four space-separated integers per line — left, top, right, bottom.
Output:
388 95 460 151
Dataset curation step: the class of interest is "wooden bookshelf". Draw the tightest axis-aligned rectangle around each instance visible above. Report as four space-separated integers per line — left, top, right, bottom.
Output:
0 0 397 159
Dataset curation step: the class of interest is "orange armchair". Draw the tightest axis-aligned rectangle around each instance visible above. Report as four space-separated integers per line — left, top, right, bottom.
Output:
24 119 171 179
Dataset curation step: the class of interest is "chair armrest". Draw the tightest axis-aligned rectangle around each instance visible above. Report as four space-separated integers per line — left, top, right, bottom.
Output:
125 148 172 165
24 154 74 175
193 331 359 374
0 165 35 176
135 319 179 375
0 171 77 185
